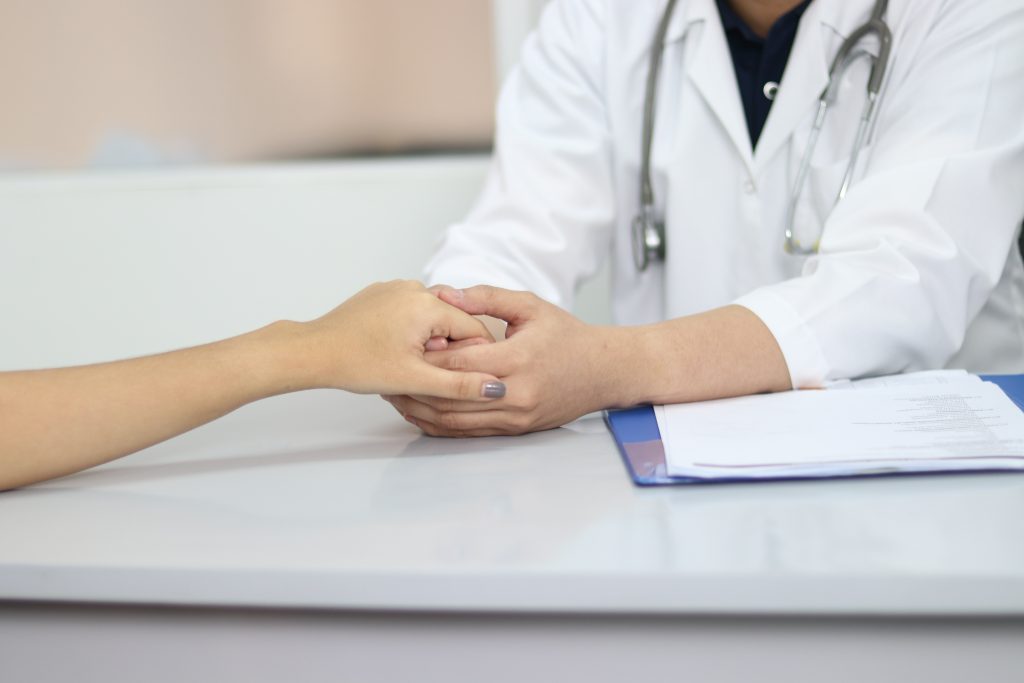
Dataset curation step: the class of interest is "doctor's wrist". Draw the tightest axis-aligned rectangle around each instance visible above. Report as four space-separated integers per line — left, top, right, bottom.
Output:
602 306 792 409
581 325 657 411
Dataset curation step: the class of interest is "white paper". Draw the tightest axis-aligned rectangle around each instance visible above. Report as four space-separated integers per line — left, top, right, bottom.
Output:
826 369 978 391
658 374 1024 480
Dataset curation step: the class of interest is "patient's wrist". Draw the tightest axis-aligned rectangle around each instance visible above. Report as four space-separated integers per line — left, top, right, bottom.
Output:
237 320 320 398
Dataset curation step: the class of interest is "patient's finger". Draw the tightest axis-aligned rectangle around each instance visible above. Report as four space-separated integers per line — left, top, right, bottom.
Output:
427 283 450 296
424 336 448 352
445 337 492 351
423 342 516 376
435 305 492 343
404 365 506 402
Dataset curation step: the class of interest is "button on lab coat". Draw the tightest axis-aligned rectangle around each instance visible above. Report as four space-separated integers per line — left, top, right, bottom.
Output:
426 0 1024 387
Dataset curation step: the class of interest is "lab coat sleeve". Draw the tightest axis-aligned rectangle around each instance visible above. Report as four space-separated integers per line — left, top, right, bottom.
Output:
424 0 616 309
735 0 1024 388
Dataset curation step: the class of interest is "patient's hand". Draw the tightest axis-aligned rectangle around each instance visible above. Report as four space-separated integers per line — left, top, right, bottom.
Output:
423 289 506 352
383 285 630 436
0 280 506 490
300 280 502 400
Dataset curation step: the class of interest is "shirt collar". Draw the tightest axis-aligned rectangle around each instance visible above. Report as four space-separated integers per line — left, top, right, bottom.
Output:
715 0 813 45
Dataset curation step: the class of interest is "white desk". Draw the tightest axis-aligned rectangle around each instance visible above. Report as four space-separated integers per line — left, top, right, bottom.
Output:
2 391 1023 682
1 159 1021 680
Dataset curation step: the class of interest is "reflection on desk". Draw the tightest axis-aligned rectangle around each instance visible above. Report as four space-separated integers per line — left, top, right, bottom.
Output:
2 389 1023 615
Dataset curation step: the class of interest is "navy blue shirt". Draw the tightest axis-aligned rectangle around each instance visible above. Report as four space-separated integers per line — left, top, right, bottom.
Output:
716 0 812 148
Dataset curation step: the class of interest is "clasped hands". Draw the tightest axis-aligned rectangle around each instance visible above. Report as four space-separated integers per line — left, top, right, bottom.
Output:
384 285 629 437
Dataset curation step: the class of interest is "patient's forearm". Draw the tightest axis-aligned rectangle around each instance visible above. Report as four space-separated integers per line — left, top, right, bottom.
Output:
0 323 297 490
0 279 507 489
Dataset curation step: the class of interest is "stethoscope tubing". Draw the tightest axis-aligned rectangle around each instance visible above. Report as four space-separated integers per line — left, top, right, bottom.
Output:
634 0 892 268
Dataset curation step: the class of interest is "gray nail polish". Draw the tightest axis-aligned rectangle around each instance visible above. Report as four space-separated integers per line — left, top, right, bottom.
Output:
482 381 506 399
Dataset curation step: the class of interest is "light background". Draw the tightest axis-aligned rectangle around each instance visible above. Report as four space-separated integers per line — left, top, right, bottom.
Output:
0 0 548 170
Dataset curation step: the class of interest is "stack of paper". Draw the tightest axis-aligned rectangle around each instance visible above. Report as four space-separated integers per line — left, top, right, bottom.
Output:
654 371 1024 480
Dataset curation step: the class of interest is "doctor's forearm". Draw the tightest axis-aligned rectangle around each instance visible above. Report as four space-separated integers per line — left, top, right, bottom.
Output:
609 305 792 406
387 289 793 438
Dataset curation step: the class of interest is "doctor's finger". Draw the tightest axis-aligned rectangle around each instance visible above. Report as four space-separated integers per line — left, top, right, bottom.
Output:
405 414 513 439
402 392 505 414
396 399 526 435
386 395 445 421
381 394 507 418
436 286 541 326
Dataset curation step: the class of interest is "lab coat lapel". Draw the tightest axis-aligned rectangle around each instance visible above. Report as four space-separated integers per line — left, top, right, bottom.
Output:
669 0 755 176
753 0 831 169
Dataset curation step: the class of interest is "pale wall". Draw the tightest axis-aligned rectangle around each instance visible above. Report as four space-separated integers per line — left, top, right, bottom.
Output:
0 0 496 169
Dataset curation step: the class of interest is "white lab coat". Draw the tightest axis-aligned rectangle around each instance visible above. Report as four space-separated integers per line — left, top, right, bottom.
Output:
426 0 1024 387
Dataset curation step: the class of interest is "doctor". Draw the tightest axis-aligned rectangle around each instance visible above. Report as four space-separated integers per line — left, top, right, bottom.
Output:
385 0 1024 437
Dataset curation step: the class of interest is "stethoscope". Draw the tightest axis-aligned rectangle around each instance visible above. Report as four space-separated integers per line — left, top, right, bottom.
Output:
632 0 893 271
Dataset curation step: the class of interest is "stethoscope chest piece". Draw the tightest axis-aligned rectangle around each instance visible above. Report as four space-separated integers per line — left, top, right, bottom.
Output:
631 207 665 272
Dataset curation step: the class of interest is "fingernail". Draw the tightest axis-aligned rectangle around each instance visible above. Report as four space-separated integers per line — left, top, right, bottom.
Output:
424 336 449 351
482 381 506 399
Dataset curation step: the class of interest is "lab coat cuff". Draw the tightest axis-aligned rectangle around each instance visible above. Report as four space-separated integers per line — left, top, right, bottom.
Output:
733 290 831 390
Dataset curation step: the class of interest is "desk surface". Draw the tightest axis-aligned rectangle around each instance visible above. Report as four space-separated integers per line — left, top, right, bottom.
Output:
2 391 1024 616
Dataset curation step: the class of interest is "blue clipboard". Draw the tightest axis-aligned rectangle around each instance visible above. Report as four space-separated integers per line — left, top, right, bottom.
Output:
604 374 1024 486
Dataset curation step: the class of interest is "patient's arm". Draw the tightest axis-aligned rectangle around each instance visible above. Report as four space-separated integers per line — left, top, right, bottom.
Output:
0 280 501 490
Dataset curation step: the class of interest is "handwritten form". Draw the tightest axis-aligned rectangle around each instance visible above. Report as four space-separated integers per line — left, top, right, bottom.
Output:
655 371 1024 480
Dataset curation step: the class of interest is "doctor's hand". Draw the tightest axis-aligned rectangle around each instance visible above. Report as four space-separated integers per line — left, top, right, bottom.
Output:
382 285 633 436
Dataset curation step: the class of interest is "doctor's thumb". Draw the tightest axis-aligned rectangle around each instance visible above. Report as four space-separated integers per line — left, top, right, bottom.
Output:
438 285 538 323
